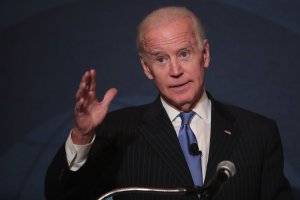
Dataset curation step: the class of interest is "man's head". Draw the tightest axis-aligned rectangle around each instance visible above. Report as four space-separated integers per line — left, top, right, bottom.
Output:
137 7 210 111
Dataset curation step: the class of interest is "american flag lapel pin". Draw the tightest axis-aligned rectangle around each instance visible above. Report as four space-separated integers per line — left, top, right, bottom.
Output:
224 129 232 135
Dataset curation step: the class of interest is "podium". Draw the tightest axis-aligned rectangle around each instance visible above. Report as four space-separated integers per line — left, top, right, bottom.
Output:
97 161 236 200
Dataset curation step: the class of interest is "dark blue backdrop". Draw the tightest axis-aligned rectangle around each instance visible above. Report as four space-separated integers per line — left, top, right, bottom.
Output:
0 0 299 199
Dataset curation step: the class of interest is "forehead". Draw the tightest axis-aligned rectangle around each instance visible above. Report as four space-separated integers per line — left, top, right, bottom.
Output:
142 18 198 53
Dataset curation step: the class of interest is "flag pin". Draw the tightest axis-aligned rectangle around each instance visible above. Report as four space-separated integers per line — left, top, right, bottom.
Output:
224 130 232 135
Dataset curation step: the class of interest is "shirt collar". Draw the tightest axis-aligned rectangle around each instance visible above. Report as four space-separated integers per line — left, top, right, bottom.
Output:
160 90 211 123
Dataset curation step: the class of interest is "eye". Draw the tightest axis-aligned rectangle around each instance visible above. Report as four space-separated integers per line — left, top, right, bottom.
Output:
179 50 191 59
156 56 167 63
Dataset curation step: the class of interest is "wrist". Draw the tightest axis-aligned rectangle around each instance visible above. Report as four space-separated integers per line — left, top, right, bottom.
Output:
71 128 94 145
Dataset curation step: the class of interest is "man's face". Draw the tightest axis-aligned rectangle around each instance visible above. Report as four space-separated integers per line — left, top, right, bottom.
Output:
141 17 210 111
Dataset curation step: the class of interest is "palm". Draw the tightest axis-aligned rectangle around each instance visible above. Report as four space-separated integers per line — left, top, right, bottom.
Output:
73 69 117 141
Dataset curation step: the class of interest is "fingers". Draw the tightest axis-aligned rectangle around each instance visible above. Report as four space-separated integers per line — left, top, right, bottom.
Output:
102 88 118 108
76 72 88 100
76 69 96 98
89 69 96 92
75 69 97 111
75 69 117 113
74 97 84 112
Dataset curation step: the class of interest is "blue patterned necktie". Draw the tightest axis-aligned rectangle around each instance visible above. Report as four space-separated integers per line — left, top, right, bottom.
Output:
178 111 203 187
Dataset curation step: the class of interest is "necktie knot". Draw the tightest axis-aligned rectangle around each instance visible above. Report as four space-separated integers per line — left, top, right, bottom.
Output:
180 111 196 125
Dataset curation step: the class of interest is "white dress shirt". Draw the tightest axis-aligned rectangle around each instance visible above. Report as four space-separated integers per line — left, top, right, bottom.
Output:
160 91 211 181
66 92 211 175
65 131 95 171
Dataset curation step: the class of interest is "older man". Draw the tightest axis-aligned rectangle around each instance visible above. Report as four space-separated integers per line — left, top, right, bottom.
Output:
45 6 292 200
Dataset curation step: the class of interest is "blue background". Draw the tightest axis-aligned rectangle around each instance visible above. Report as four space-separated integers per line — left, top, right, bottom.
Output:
0 0 299 199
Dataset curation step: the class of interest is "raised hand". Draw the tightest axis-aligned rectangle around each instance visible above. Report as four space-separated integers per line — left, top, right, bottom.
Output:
72 69 117 144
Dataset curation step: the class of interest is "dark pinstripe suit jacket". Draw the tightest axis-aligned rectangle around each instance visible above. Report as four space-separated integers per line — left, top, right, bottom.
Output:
45 96 292 200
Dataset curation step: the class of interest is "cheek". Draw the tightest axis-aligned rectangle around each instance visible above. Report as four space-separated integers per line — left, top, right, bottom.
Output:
151 70 169 83
187 63 205 79
155 78 169 92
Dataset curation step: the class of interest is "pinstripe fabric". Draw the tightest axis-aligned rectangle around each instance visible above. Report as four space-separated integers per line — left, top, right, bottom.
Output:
45 96 292 200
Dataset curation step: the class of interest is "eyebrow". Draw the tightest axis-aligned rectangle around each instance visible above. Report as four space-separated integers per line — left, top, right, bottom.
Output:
147 44 194 56
179 46 193 51
146 50 165 57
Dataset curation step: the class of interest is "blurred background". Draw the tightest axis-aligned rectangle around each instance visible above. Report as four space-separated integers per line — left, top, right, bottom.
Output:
0 0 299 199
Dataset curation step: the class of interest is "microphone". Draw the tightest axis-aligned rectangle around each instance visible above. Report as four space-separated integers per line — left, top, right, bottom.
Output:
190 143 202 156
201 160 236 200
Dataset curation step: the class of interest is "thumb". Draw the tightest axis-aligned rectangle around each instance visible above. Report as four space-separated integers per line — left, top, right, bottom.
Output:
102 88 118 107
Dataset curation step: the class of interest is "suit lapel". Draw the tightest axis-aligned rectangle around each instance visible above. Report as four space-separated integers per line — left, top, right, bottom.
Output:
136 96 240 187
138 98 194 187
205 99 240 184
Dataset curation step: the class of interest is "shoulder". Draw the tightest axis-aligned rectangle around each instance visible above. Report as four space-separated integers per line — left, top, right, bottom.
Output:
226 103 274 123
212 99 278 131
212 100 282 151
211 93 274 120
226 105 275 124
109 103 150 119
99 102 152 130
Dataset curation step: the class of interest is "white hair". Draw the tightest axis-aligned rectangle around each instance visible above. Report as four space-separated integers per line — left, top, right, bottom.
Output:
137 6 207 54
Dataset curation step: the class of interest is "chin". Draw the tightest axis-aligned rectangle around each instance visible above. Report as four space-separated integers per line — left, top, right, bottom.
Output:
171 98 194 110
163 91 196 108
176 94 194 103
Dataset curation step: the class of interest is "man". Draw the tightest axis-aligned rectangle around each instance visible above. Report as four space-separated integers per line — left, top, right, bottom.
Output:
45 6 292 200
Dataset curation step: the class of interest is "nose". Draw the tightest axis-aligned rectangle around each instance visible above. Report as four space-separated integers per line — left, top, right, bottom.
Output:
169 58 183 78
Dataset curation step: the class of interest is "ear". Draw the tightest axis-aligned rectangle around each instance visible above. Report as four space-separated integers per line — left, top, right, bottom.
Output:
202 40 210 69
140 56 154 80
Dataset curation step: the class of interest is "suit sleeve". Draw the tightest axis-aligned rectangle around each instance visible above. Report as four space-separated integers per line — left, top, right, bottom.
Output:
44 145 86 200
44 134 117 200
260 121 293 200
